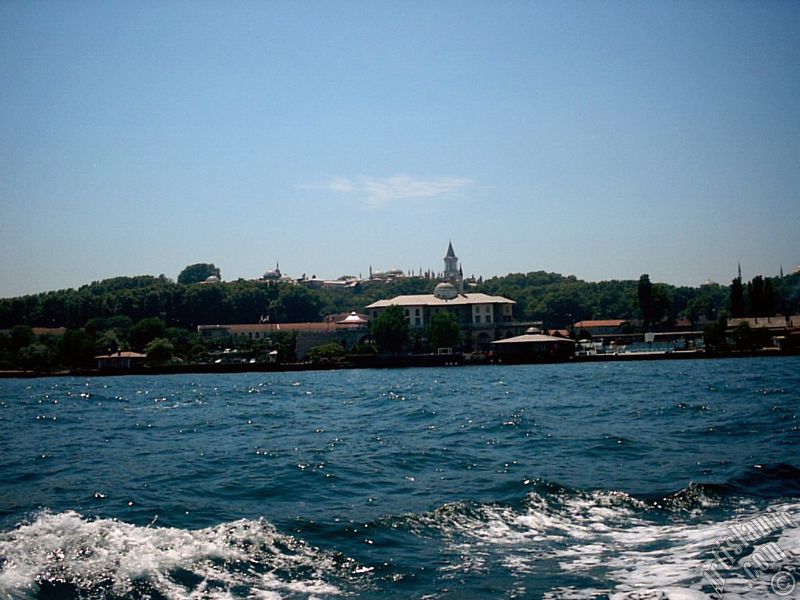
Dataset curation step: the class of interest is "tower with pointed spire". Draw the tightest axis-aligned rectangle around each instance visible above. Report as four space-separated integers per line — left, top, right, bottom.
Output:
444 241 460 283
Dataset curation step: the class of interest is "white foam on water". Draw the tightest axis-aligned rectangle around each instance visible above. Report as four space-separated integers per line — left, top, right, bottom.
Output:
0 510 348 599
429 490 800 599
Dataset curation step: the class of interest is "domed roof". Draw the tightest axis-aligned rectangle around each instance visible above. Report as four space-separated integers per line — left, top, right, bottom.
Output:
337 311 369 325
434 281 458 300
204 275 220 284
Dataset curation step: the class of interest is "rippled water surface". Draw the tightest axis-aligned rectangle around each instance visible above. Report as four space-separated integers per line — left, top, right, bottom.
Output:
1 357 799 598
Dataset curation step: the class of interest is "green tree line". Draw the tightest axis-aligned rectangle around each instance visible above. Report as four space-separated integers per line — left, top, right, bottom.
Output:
1 266 798 370
3 270 798 332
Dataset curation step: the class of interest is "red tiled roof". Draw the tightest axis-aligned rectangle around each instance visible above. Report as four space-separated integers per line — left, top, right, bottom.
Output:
572 320 627 329
199 323 342 334
32 327 67 336
94 351 147 359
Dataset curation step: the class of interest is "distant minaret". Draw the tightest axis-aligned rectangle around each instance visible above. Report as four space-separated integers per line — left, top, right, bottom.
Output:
444 241 460 282
738 262 742 280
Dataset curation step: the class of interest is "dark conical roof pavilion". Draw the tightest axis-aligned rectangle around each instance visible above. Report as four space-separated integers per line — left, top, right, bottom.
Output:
445 241 456 259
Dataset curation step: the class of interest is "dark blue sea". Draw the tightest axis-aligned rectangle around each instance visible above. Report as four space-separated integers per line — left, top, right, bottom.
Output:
1 357 799 599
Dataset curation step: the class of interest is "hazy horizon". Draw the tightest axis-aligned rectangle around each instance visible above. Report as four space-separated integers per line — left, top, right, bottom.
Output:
2 1 798 298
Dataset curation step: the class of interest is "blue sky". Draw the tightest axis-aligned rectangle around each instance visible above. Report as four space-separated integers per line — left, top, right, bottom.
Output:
1 0 798 297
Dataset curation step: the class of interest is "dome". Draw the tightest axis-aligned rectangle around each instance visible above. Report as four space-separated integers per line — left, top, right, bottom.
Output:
204 275 220 284
338 311 369 326
434 282 458 300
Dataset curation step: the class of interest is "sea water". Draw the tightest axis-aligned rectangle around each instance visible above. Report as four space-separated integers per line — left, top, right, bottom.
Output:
1 356 798 598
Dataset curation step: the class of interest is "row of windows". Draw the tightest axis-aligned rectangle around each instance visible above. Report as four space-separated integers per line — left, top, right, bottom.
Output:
235 331 265 339
378 304 513 325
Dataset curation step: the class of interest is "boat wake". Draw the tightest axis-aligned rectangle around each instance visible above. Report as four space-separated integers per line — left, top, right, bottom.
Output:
2 466 799 598
0 510 359 599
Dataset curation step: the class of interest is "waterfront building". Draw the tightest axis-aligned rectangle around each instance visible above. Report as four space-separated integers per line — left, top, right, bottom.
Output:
571 319 630 337
491 328 575 362
95 351 147 370
365 242 534 349
197 318 370 359
366 282 531 349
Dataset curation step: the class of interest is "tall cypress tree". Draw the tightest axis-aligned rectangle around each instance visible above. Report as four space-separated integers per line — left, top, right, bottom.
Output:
637 274 653 330
748 276 764 317
730 277 745 318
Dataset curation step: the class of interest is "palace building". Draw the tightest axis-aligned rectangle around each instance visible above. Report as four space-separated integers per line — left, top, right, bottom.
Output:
365 242 533 349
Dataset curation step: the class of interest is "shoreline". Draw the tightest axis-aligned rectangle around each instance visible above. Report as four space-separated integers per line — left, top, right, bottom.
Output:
1 348 797 379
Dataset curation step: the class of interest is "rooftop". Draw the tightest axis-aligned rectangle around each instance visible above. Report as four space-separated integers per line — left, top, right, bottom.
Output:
366 292 514 309
572 319 628 329
492 333 575 345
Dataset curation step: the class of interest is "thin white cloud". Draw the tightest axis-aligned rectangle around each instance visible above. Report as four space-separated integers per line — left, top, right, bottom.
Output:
305 174 474 207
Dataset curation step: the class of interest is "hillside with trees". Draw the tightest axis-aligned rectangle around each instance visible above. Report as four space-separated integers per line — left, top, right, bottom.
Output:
1 266 798 371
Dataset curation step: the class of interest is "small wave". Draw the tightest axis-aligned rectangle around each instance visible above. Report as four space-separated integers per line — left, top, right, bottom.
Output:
715 463 800 499
381 473 800 597
0 510 360 599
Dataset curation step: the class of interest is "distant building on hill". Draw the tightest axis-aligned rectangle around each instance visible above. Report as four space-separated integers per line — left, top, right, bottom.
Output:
443 241 460 283
365 243 532 350
366 284 530 350
262 262 282 281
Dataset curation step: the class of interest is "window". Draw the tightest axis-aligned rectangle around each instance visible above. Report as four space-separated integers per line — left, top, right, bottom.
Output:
475 315 481 323
415 308 420 316
415 317 421 326
405 309 410 317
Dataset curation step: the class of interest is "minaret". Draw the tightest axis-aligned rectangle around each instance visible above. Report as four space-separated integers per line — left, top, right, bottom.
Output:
444 241 459 282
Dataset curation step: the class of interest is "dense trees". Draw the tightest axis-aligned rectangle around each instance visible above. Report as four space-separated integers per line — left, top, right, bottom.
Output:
128 317 167 351
730 277 746 318
428 312 461 351
145 338 174 363
636 274 671 329
371 305 409 354
637 275 653 330
1 267 798 370
730 275 782 318
4 271 798 334
748 276 774 317
177 263 220 285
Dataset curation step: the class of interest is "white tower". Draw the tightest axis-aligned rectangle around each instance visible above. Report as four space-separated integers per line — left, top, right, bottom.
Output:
443 241 460 282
